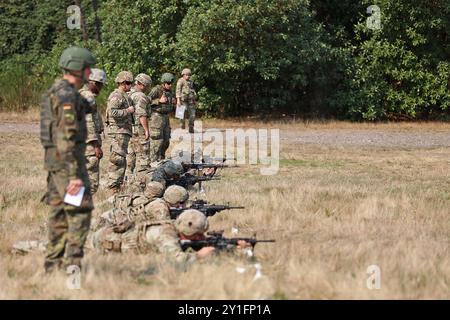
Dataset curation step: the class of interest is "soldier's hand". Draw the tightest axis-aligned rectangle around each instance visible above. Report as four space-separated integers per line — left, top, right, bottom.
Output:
237 240 251 249
159 95 168 104
66 179 84 196
127 106 135 114
144 130 150 140
196 246 215 259
95 146 103 159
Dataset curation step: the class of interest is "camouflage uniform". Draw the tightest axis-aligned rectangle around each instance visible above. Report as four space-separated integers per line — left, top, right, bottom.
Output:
40 78 94 272
150 159 184 187
79 85 104 194
106 88 134 190
149 85 175 162
86 221 197 264
127 88 151 177
176 76 197 133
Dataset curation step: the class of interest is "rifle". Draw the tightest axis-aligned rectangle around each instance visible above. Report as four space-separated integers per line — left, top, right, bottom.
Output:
169 200 245 219
166 173 220 189
182 163 233 171
179 231 275 252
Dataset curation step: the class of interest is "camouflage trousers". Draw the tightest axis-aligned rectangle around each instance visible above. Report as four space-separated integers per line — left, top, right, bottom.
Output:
149 113 171 163
179 104 195 133
85 142 100 194
107 134 130 190
44 170 93 273
127 134 150 177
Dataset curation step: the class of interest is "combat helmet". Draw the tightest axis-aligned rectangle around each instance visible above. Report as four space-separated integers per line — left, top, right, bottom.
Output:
89 68 107 84
135 73 152 87
59 46 96 71
181 68 192 76
163 185 189 206
160 73 175 84
175 209 209 236
115 71 134 83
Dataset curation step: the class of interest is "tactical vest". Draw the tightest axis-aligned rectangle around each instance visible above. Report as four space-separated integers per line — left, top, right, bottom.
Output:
40 80 87 148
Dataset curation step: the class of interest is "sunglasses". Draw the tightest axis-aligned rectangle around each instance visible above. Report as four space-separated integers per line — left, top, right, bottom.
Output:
123 81 133 85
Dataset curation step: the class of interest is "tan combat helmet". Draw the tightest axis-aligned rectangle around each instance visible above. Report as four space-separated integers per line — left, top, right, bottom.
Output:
89 68 107 84
135 73 152 87
163 185 189 206
115 71 133 83
175 209 209 236
181 68 192 76
144 181 165 199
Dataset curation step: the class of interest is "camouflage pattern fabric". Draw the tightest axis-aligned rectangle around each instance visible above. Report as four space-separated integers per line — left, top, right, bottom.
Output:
149 85 174 162
40 78 93 272
107 134 130 190
86 221 196 265
79 85 103 194
127 88 151 181
106 88 134 190
176 77 197 132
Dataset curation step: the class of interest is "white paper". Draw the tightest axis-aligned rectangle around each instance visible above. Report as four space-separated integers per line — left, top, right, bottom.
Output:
175 105 186 119
64 186 85 207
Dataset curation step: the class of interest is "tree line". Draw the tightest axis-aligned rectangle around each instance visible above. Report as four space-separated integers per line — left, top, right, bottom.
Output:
0 0 448 120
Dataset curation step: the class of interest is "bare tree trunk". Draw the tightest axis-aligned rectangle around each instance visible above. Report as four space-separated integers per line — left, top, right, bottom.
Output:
74 0 89 42
92 0 102 43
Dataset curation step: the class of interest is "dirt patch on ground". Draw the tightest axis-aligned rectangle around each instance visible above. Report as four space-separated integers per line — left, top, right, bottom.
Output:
1 122 448 149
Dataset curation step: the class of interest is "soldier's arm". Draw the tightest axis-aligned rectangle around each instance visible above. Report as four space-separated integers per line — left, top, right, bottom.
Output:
81 94 99 145
148 224 197 265
149 87 160 106
108 95 130 119
55 94 80 179
176 79 183 99
135 96 150 135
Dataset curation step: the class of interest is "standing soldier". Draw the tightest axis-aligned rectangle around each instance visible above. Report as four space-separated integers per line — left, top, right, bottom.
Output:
105 71 135 194
126 73 152 182
40 46 96 273
149 73 176 162
79 68 107 194
176 68 197 133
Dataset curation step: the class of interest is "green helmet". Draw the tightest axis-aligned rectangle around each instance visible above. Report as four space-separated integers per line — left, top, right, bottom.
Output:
59 46 96 71
161 73 175 84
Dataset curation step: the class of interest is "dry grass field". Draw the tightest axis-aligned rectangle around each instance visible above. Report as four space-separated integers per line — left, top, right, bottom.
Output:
0 116 449 299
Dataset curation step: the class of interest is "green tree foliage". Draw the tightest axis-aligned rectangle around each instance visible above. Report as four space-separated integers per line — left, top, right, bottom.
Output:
175 0 342 116
0 0 448 120
346 0 450 120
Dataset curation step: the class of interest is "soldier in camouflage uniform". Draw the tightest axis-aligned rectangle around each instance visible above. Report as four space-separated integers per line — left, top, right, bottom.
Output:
176 68 197 133
127 73 152 181
149 159 185 188
40 46 96 273
93 184 188 232
148 73 176 163
86 209 215 264
79 68 107 194
106 71 135 194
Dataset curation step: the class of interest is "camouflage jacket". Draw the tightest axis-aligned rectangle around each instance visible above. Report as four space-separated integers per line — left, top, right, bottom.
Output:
40 79 88 179
79 85 104 148
129 88 151 136
87 221 197 264
176 78 197 104
149 85 175 114
106 88 134 136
